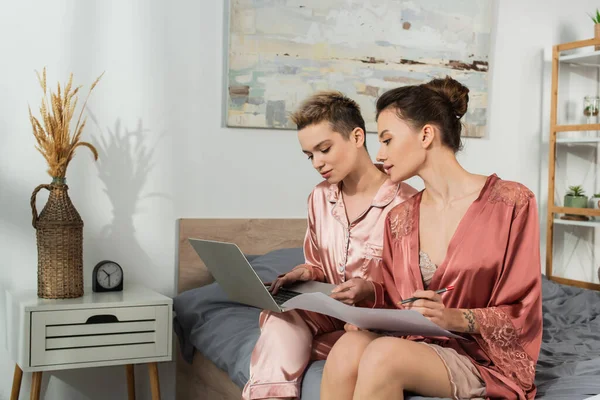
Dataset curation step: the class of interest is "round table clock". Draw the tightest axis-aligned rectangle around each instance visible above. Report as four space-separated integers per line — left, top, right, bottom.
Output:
92 260 124 292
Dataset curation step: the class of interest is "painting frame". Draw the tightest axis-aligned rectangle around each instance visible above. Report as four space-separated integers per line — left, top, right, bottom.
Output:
225 0 492 137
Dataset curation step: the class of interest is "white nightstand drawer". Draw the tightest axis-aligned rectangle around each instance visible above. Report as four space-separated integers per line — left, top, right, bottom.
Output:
30 305 169 367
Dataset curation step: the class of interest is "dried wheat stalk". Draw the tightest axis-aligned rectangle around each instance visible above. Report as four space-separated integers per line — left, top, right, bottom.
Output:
28 67 104 178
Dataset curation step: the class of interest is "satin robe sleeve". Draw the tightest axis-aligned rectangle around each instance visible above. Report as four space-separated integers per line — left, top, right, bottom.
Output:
290 191 326 282
471 195 542 393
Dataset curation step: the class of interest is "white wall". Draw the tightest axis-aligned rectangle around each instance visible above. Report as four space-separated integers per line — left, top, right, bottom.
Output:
1 0 599 398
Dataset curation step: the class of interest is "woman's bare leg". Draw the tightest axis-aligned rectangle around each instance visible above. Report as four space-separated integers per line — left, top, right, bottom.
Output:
352 337 453 400
320 331 379 400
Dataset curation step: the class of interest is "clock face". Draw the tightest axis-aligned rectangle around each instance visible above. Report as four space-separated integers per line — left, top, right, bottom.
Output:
96 262 123 289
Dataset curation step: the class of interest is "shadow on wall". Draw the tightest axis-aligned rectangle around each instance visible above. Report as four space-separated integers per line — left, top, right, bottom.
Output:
91 116 170 288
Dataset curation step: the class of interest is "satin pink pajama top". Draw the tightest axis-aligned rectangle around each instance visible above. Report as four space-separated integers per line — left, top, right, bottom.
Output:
293 172 417 306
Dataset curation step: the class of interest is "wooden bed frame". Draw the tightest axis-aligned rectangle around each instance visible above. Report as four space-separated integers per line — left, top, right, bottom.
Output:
175 218 307 399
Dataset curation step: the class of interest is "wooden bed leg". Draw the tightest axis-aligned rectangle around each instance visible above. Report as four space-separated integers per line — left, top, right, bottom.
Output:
30 371 42 400
10 364 23 400
148 362 161 400
126 364 136 400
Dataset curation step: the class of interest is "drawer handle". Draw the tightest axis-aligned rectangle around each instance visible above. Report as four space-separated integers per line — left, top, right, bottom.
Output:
86 315 119 324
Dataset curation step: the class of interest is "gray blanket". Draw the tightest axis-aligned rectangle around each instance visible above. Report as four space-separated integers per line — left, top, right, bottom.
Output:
173 248 600 399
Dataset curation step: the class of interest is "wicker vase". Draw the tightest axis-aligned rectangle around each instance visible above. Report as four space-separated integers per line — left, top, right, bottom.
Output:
31 178 84 299
596 24 600 51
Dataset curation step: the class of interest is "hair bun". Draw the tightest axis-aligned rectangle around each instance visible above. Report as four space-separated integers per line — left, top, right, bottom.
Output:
424 76 469 119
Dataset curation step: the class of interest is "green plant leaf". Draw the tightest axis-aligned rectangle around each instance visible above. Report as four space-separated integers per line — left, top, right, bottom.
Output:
567 185 586 196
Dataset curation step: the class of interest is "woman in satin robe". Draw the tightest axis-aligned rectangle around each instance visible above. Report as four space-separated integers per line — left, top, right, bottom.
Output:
320 77 542 400
242 91 417 399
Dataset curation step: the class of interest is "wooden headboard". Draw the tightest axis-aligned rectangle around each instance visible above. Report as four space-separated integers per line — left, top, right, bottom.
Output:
176 218 307 294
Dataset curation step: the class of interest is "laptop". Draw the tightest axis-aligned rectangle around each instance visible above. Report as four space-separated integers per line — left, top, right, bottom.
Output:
188 238 336 313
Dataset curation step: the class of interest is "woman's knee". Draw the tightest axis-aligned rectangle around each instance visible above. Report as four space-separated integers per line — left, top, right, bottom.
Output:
260 310 310 334
325 331 376 377
357 337 411 384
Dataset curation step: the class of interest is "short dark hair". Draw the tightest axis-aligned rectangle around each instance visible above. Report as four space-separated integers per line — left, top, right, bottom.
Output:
376 76 469 152
291 90 367 149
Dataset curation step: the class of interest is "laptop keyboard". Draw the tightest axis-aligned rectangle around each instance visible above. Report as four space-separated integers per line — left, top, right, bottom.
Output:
272 288 301 305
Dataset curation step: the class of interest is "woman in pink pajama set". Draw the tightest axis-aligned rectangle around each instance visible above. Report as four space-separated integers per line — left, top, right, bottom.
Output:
241 91 417 400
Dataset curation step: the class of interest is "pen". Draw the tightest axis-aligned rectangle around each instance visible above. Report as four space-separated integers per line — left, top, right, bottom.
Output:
397 285 455 305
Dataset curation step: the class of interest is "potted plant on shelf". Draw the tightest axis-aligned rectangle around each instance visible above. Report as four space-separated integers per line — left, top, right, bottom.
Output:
590 9 600 50
562 185 589 220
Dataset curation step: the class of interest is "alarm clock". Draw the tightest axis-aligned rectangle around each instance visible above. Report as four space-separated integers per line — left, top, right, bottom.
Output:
92 260 124 292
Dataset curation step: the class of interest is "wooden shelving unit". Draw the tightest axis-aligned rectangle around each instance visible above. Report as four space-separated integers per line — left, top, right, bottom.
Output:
556 137 600 144
546 38 600 291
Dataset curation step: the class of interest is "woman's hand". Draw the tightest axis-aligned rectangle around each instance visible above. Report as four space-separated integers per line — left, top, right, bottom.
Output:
265 267 311 294
330 278 374 305
404 290 462 331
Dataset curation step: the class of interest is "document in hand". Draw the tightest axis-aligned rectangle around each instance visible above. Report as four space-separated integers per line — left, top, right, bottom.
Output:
282 292 462 339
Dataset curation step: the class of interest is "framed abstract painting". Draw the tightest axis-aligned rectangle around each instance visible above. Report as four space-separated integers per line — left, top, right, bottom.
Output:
226 0 492 137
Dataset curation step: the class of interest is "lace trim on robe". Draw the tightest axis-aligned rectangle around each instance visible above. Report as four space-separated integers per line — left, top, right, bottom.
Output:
472 307 536 392
487 180 534 215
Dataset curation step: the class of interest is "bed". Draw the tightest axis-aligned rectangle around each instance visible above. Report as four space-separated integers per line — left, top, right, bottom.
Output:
173 218 600 400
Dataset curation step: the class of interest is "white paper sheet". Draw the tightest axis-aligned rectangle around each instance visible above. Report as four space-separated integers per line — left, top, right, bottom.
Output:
282 292 462 339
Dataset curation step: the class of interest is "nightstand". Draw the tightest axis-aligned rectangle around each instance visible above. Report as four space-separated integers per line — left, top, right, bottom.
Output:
6 284 173 400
